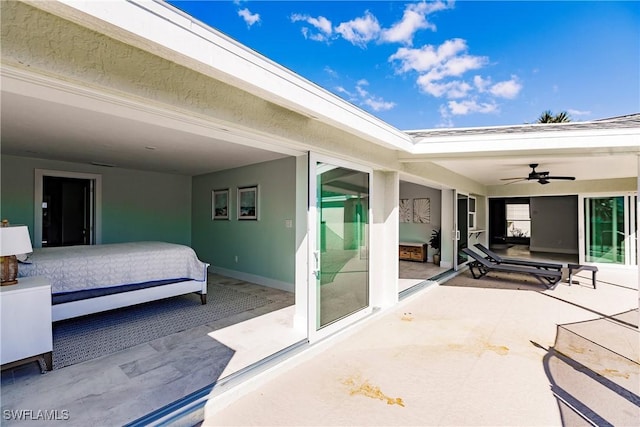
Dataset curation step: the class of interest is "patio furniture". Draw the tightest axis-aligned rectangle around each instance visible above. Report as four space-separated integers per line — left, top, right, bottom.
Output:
567 264 598 289
474 243 563 272
462 248 562 288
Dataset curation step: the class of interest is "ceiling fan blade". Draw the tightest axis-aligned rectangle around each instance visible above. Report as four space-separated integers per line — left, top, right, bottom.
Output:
503 178 528 185
546 176 575 180
500 177 526 181
538 179 550 185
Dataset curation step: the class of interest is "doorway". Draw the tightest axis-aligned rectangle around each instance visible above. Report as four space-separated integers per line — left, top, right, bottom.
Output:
34 169 102 248
455 192 469 269
42 176 91 247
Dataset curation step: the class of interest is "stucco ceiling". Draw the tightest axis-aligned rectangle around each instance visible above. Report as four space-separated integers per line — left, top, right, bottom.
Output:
433 156 638 187
1 91 292 176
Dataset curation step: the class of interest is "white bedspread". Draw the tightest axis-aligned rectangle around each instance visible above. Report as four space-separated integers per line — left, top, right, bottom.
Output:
18 242 208 294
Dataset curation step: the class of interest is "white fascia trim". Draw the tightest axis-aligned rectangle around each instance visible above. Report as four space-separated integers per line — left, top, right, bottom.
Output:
52 0 414 152
407 128 640 157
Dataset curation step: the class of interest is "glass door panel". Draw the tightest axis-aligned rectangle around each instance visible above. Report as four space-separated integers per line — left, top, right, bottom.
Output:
313 160 370 331
584 195 636 265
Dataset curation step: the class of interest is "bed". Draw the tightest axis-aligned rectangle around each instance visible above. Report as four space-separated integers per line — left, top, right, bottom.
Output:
18 242 210 321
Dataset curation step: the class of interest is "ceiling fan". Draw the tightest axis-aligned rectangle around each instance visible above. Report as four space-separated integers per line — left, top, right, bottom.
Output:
501 163 576 185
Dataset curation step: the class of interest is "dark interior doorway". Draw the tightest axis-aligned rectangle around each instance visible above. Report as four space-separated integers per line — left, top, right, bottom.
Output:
42 176 92 247
489 197 531 247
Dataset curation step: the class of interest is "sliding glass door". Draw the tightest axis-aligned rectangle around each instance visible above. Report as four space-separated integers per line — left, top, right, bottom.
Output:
309 154 371 340
582 194 637 265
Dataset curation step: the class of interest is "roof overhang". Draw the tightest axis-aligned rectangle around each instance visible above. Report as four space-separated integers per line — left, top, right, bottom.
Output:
34 0 413 153
402 128 640 160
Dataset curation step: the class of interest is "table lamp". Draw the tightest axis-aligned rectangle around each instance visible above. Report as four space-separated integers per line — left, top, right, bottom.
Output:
0 220 33 286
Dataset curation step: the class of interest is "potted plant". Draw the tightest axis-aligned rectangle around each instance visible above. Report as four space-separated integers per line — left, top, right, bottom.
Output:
429 228 441 266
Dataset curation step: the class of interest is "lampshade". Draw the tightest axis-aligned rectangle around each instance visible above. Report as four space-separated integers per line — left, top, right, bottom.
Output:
0 225 33 256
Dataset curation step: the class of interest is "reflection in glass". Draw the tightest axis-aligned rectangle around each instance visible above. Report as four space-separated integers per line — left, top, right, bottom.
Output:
316 163 369 328
585 197 625 263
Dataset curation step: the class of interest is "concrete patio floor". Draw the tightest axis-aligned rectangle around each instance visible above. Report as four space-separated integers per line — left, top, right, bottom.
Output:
203 266 639 426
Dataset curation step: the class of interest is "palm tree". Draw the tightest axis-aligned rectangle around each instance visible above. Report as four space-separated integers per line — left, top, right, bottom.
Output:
536 110 571 123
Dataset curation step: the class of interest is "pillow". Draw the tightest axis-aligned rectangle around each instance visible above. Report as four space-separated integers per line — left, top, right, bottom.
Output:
16 253 32 264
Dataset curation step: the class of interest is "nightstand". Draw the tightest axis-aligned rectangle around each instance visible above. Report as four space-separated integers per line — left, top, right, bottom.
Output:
1 276 53 372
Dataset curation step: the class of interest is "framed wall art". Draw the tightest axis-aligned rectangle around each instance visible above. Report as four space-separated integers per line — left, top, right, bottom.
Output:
413 198 431 223
399 199 412 223
212 189 229 220
237 186 258 220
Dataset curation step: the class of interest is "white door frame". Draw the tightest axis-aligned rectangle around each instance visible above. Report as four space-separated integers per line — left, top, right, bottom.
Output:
308 152 373 343
579 191 637 266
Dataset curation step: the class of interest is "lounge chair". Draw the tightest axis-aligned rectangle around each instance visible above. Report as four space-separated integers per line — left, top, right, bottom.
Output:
473 243 563 272
461 247 562 288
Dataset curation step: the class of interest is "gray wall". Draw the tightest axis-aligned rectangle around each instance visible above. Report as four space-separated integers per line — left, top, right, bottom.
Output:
191 157 296 286
530 195 578 254
1 155 192 245
399 181 441 251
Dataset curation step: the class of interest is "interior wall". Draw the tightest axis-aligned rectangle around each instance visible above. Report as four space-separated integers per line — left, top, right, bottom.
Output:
399 181 441 261
191 157 296 290
530 195 579 254
0 155 192 245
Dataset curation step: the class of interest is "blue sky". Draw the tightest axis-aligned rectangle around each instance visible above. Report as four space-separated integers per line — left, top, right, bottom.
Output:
167 1 639 130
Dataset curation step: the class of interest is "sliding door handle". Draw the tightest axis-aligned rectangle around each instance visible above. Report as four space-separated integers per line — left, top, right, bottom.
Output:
313 251 320 279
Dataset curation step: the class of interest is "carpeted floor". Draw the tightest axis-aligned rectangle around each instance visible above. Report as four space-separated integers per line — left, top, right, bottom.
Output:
52 283 273 369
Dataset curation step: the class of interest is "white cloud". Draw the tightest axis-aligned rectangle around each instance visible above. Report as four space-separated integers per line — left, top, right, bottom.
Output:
334 80 395 112
355 79 370 97
436 104 455 127
567 109 591 117
363 97 396 112
291 2 452 47
334 86 352 96
389 46 441 73
389 37 521 122
380 1 452 45
238 8 260 27
335 11 381 47
416 78 472 98
356 80 395 111
389 39 480 74
448 100 498 115
489 77 522 99
291 13 332 41
324 66 339 79
391 39 487 100
473 75 490 92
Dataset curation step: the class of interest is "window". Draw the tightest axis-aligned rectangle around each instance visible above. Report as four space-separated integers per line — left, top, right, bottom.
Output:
468 196 476 229
506 203 530 238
